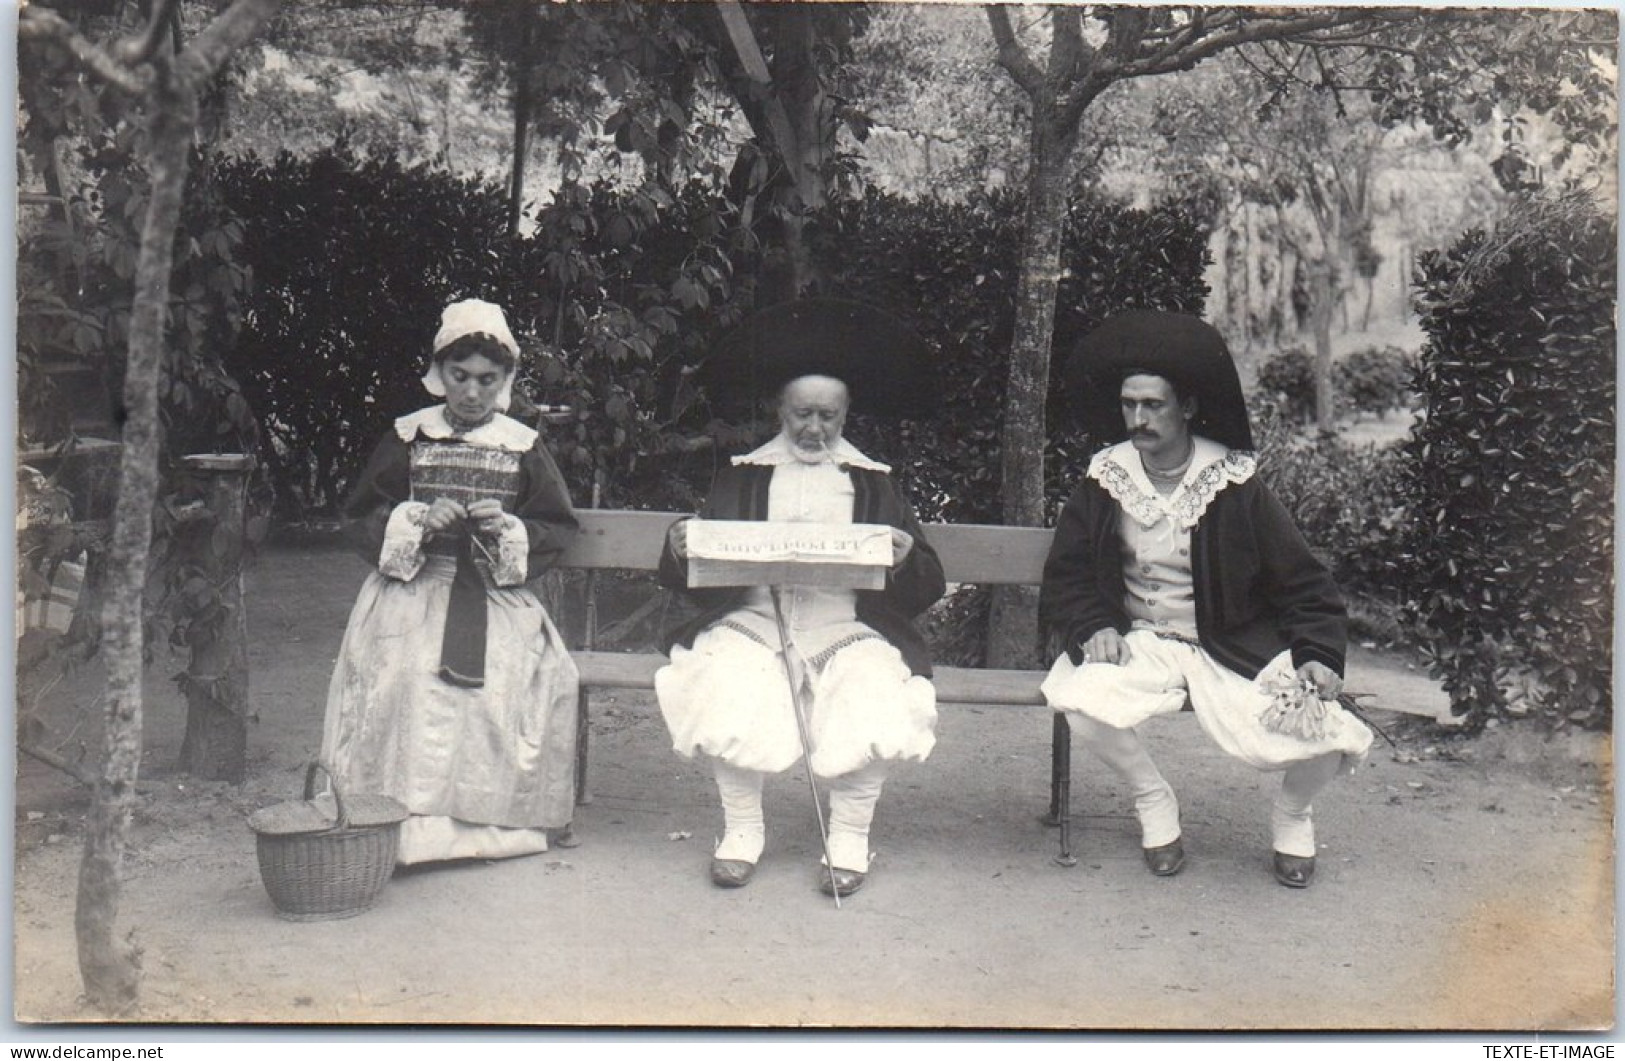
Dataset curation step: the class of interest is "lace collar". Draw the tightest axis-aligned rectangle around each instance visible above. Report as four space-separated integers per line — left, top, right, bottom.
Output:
731 433 891 473
1087 437 1256 530
393 406 538 453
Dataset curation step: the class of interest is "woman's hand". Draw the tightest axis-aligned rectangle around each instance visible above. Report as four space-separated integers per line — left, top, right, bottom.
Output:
424 497 467 535
667 519 689 560
1079 628 1131 667
890 528 914 567
467 498 508 536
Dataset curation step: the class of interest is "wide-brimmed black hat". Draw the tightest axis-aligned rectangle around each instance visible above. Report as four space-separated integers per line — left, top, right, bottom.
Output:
1064 309 1254 450
699 297 939 419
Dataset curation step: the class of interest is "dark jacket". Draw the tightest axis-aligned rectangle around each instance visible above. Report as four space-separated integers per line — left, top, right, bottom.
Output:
658 463 946 677
1038 468 1347 680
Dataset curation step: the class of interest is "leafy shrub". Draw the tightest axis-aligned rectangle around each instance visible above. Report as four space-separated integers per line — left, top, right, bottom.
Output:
1250 394 1409 622
211 146 737 518
212 146 525 516
1255 344 1418 425
1255 346 1317 423
1338 345 1418 418
1397 195 1615 731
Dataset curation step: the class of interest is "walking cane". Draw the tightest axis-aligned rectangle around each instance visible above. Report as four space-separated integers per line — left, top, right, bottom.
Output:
769 587 844 908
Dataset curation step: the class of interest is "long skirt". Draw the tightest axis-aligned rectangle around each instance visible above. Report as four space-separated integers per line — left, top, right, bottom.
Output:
654 615 937 779
321 556 580 864
1041 629 1372 773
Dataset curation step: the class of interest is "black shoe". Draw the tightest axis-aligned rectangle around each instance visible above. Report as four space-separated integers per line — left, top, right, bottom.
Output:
818 866 866 897
710 858 756 888
1273 851 1315 889
1143 838 1186 877
549 825 580 849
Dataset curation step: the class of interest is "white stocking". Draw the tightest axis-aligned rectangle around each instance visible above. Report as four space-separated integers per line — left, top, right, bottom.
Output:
826 761 887 872
712 760 765 863
1272 752 1341 857
1070 714 1181 848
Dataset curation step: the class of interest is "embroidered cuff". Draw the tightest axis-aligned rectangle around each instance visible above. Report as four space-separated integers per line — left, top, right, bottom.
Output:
481 514 529 586
379 502 429 580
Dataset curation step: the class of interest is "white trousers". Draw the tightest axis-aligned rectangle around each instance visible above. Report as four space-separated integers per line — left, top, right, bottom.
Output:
1042 630 1372 857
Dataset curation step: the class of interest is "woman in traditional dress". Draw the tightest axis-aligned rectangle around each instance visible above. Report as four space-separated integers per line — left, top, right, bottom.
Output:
321 298 581 866
654 298 946 898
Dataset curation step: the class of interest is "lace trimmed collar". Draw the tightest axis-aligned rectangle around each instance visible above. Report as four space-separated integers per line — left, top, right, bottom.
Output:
732 433 891 473
1088 437 1256 530
393 406 538 453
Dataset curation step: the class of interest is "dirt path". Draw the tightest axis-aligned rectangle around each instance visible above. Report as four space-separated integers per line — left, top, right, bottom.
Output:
11 545 1615 1030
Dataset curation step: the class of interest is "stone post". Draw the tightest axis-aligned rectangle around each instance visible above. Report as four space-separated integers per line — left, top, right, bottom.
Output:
177 453 253 783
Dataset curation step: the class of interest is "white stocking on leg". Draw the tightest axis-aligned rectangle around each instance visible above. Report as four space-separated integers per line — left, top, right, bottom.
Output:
1272 752 1341 858
1070 714 1181 849
712 760 765 863
826 761 887 872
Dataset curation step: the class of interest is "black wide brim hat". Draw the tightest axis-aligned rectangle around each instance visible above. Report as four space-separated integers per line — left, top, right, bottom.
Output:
1064 309 1254 450
699 297 939 419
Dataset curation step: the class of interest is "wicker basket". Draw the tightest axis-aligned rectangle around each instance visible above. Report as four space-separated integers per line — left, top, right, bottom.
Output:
248 762 407 922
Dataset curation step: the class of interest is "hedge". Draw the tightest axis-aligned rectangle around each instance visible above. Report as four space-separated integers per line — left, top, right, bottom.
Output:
1397 194 1615 731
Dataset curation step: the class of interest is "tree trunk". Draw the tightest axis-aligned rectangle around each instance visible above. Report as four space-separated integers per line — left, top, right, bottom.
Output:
988 114 1075 669
77 68 196 1016
506 2 534 238
1307 259 1338 432
714 3 832 302
775 8 824 296
178 453 253 783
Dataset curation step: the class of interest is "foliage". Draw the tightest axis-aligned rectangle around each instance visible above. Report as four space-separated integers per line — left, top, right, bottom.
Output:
18 14 268 670
1255 347 1319 423
1250 395 1410 612
210 142 754 517
1256 344 1418 423
1359 9 1618 192
1396 193 1615 731
210 143 1209 535
211 144 516 514
1338 345 1419 418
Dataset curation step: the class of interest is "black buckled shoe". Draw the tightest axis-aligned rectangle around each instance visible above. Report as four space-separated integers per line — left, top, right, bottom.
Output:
1272 851 1316 889
710 858 756 888
818 867 866 897
1143 838 1186 877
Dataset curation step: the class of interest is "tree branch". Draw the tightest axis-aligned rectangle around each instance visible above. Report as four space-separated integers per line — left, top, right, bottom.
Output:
174 0 284 90
1101 5 1149 64
18 8 148 95
115 0 181 66
1051 4 1090 81
21 739 99 789
1110 10 1406 82
985 4 1044 95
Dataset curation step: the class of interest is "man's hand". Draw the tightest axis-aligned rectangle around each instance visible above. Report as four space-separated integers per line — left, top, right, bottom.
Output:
1079 628 1131 666
424 497 466 535
890 528 914 567
1297 660 1343 701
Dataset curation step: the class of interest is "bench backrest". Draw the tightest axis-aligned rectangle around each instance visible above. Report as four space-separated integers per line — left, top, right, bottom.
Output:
559 508 1054 586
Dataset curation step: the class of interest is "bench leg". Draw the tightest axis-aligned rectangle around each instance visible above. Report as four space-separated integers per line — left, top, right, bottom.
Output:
1050 711 1077 867
574 687 593 806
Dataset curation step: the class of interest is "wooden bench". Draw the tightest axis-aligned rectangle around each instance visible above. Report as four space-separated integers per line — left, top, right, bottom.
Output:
557 508 1082 863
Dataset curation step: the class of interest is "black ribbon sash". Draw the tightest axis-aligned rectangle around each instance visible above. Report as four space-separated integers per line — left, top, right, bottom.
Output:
437 534 489 688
